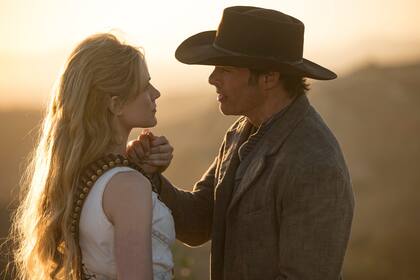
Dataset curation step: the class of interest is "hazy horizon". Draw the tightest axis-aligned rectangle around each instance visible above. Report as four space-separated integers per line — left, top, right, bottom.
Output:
1 0 420 108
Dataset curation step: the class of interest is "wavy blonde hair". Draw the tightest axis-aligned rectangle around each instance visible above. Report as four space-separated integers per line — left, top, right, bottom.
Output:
10 33 148 280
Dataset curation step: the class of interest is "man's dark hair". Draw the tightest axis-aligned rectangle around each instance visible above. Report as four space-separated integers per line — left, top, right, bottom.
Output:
248 69 310 98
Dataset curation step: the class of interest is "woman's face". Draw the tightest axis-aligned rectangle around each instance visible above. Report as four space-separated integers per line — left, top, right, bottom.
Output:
118 64 160 129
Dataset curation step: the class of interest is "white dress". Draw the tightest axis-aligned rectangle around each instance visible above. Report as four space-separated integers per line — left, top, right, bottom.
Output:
79 167 175 280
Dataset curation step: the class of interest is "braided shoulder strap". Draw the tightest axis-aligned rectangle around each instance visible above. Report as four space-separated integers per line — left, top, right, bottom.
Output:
70 154 155 279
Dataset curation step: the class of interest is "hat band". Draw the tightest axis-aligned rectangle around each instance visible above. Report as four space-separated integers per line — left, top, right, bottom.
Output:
212 42 303 66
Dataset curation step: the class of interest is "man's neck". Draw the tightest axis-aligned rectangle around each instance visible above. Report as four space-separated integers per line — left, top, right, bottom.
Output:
246 93 295 127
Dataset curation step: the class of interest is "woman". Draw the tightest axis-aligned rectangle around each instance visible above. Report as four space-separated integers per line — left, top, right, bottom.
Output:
11 33 175 280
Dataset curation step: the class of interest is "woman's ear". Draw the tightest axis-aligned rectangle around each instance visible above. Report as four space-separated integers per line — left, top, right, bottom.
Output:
108 96 123 116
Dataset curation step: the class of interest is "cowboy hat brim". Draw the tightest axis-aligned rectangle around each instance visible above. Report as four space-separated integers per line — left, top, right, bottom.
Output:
175 31 337 80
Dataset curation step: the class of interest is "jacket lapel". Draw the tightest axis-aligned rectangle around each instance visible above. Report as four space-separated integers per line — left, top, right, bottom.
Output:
228 152 266 213
213 119 254 213
227 94 311 213
216 120 253 183
211 119 253 280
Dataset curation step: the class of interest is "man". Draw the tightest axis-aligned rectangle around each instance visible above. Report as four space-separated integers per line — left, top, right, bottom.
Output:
128 6 354 280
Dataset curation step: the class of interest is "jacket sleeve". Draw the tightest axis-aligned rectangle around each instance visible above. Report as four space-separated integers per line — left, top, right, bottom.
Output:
275 165 355 280
157 156 218 246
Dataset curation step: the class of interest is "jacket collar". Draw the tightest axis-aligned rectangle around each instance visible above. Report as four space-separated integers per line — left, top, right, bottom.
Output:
227 94 311 213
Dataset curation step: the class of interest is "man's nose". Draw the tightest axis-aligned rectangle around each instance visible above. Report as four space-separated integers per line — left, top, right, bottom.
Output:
208 68 218 86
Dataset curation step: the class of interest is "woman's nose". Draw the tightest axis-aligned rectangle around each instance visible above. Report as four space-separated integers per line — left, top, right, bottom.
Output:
152 85 160 100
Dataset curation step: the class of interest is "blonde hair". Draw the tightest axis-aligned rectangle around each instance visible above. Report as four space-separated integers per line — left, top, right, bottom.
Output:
11 33 148 280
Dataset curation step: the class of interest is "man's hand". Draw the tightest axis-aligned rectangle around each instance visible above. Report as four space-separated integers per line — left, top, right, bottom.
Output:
126 130 174 175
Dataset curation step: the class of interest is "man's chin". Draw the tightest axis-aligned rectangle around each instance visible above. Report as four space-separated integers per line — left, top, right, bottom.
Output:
219 104 238 116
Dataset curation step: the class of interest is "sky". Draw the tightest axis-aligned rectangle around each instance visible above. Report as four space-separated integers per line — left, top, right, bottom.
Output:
0 0 419 108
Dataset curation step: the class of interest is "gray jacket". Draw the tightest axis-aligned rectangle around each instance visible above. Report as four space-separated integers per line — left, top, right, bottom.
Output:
159 94 355 280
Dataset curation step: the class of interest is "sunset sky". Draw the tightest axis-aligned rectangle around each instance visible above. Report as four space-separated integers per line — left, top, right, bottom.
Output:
1 0 419 108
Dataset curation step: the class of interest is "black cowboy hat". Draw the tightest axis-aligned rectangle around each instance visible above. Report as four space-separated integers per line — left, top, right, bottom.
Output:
175 6 337 80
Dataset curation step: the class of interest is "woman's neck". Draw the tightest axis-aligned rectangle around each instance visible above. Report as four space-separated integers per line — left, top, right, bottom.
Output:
108 125 131 156
108 143 127 156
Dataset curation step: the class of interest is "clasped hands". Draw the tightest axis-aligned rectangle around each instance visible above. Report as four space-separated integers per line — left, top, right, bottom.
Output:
126 130 173 175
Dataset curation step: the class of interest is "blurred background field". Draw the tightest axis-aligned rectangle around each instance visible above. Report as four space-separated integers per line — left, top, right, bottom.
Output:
1 61 420 279
1 0 420 279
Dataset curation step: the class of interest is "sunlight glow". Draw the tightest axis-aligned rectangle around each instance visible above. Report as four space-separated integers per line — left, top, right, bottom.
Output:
0 0 419 108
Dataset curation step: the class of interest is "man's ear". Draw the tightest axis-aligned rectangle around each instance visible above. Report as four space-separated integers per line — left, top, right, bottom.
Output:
259 71 281 90
108 96 123 116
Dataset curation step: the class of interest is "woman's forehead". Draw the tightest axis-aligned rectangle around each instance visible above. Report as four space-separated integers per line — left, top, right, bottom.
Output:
139 58 150 79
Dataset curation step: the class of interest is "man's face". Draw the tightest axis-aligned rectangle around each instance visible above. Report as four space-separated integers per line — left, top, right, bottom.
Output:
208 66 263 116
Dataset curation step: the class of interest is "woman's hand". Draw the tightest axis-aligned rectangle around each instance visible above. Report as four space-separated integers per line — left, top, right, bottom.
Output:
126 130 174 175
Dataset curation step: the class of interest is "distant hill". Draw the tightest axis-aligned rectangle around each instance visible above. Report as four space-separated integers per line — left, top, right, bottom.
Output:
1 62 419 279
309 62 420 279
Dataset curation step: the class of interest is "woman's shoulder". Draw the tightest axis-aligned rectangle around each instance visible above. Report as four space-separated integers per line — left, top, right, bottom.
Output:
105 168 152 199
102 168 153 224
107 167 151 187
